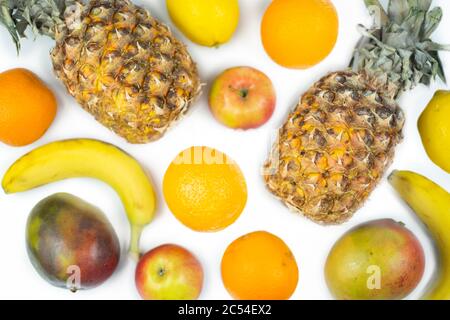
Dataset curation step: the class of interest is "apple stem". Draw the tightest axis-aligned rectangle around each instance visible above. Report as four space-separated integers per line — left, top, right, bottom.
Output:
238 89 249 98
228 85 249 99
129 224 143 261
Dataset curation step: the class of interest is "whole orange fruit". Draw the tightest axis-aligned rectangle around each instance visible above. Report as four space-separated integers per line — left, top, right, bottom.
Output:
261 0 339 69
163 146 247 232
0 68 57 146
221 231 299 300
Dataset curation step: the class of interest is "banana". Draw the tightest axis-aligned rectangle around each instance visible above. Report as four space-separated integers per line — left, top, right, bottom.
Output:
388 170 450 300
2 139 156 260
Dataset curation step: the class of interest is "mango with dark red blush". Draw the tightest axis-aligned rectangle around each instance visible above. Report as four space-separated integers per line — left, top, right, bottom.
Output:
26 193 120 291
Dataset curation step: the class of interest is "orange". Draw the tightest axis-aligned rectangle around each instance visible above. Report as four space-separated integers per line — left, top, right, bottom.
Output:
221 231 299 300
261 0 339 69
0 68 57 146
163 146 247 232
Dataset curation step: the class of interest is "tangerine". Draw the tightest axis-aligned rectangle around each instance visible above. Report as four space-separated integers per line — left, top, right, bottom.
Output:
261 0 339 69
163 146 247 232
0 68 57 146
221 231 299 300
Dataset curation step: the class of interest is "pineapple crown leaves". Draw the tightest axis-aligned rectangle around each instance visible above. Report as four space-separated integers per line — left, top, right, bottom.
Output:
0 0 78 52
351 0 450 98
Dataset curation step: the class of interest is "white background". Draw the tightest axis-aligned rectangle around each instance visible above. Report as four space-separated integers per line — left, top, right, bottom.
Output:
0 0 449 300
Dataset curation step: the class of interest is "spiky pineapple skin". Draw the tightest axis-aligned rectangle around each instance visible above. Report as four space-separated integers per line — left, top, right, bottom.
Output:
264 71 405 224
51 0 200 143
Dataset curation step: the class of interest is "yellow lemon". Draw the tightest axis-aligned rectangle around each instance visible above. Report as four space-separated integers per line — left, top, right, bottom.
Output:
166 0 239 47
163 146 247 232
418 90 450 173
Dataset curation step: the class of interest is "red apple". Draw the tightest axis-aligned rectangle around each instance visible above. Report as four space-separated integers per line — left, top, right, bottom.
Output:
209 66 276 129
135 244 203 300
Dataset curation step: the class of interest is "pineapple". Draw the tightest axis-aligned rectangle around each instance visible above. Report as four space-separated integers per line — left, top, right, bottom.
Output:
264 0 449 224
0 0 200 143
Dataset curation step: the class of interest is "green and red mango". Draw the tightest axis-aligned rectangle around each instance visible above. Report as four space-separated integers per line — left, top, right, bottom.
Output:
325 219 425 300
26 193 120 291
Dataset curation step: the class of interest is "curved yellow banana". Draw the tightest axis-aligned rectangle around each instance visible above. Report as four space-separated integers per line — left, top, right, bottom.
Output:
2 139 156 260
389 170 450 300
